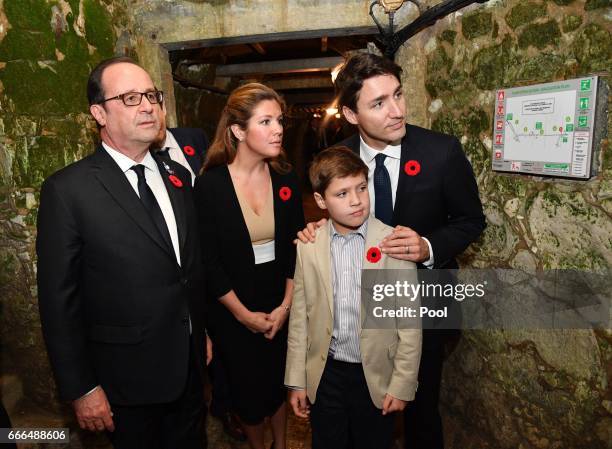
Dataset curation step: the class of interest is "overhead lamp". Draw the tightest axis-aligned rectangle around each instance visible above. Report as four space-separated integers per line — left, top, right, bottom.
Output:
326 106 338 116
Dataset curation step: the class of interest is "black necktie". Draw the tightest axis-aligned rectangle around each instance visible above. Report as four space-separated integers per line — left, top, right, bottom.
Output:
130 164 174 253
374 153 393 225
156 147 171 162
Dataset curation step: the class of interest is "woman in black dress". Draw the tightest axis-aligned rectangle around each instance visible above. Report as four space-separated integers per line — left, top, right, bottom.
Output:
194 83 304 449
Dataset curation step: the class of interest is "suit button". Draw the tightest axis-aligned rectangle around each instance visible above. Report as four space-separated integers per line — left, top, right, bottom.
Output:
181 278 188 286
182 317 189 324
321 355 326 361
327 328 331 335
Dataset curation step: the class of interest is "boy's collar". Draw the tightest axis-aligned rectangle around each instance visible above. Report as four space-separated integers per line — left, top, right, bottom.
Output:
329 218 369 239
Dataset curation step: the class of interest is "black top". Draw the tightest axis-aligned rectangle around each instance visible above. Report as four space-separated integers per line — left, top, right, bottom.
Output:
194 163 305 304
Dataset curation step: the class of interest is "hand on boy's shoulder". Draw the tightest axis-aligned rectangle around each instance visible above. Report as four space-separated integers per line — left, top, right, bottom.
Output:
295 218 327 245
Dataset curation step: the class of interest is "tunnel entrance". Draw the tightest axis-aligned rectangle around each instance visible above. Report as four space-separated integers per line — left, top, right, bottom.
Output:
167 29 379 222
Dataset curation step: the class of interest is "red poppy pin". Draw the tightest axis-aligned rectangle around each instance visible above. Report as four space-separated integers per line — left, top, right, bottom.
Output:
279 186 292 201
404 160 421 176
183 145 195 157
168 175 183 188
366 246 382 263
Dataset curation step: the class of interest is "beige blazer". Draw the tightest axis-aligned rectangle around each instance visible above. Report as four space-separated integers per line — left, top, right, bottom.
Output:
285 215 422 408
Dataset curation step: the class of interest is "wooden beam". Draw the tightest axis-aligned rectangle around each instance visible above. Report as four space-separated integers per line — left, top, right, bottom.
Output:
216 56 344 77
264 76 332 91
281 91 335 105
250 43 267 55
321 36 328 53
163 26 378 51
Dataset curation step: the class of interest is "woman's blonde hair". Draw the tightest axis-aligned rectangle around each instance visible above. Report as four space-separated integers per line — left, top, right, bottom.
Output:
202 83 290 173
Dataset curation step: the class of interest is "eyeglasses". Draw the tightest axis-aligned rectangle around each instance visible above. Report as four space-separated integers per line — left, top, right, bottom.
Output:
100 90 164 106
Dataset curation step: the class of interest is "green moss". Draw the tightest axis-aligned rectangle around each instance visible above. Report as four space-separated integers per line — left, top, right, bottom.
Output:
425 47 453 98
0 60 90 115
0 29 56 61
83 0 115 57
585 0 611 10
12 136 75 188
4 0 50 31
471 35 517 90
428 47 453 73
465 108 490 136
516 53 564 83
518 20 561 49
56 29 91 62
492 20 499 39
551 0 574 5
463 137 489 175
562 15 583 33
572 24 612 73
505 1 547 30
462 11 492 40
432 113 463 139
492 175 526 197
440 30 457 44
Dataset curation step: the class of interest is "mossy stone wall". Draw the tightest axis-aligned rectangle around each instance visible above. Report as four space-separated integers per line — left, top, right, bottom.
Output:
0 0 131 407
394 0 611 447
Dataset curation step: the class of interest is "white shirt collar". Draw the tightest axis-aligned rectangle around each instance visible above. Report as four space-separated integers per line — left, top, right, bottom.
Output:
359 136 402 163
330 218 368 239
162 129 180 151
102 142 158 174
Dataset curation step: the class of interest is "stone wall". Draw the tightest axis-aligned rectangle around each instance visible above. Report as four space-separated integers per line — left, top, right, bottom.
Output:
0 0 609 447
392 0 611 447
0 0 132 407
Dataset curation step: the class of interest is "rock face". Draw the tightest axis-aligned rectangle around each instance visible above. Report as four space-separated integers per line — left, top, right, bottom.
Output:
392 0 611 447
0 0 132 408
0 0 610 448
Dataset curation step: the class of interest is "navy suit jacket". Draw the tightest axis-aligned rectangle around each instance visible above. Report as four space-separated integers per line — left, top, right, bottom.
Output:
168 127 209 176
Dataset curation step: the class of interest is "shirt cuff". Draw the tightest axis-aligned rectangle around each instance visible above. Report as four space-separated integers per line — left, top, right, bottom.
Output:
285 385 305 391
421 237 434 268
78 385 100 401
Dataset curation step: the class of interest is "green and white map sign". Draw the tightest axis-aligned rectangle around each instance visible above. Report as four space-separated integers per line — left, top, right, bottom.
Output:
492 76 598 179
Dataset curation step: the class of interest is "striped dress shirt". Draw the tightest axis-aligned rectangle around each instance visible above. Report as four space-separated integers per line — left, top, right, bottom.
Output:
328 220 368 363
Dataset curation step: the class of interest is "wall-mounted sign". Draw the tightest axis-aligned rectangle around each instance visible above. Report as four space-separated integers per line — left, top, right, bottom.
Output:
491 76 598 179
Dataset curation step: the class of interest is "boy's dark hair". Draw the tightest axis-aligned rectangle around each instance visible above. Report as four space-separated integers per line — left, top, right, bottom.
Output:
309 146 368 195
334 52 403 112
87 56 140 106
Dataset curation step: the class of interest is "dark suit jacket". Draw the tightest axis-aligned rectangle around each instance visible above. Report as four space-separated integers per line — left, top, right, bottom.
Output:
341 124 486 269
193 164 305 335
168 127 209 176
36 147 206 405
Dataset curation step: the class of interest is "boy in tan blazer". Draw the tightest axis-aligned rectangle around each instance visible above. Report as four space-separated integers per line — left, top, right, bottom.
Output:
285 147 422 449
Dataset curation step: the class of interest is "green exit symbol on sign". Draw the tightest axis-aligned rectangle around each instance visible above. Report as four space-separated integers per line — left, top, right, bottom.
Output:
579 98 589 109
578 116 588 127
580 79 591 91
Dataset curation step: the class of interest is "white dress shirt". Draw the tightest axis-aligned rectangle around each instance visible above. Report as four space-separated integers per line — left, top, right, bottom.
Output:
163 130 196 186
102 142 182 266
359 137 434 267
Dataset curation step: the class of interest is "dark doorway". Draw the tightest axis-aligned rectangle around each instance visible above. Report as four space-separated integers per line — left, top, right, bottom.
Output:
168 30 378 221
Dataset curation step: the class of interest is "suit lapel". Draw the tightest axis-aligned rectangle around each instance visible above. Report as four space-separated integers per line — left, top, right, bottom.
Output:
394 126 419 224
91 147 176 260
155 155 187 264
314 223 334 318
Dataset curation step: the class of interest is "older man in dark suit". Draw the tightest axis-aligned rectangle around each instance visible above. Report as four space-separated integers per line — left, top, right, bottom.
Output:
36 56 206 449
